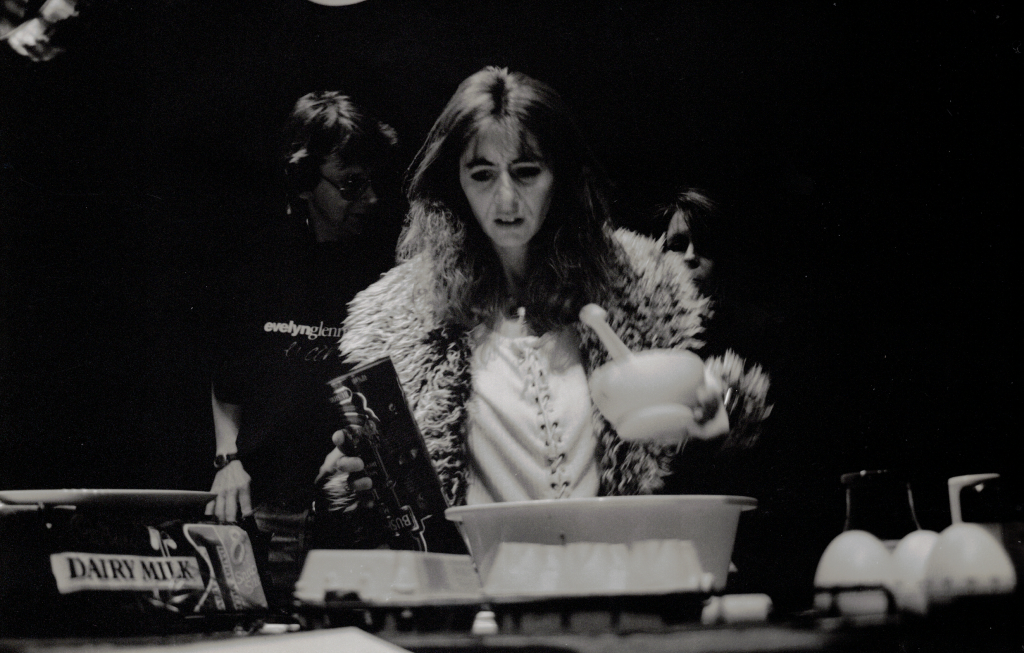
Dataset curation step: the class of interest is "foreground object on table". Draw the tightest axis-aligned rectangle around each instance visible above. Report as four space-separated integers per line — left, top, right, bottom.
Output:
813 530 895 617
446 495 755 593
293 550 481 605
890 529 939 614
814 523 1018 620
1 500 268 636
923 522 1017 606
483 539 712 597
945 472 1024 580
470 609 498 635
701 593 773 624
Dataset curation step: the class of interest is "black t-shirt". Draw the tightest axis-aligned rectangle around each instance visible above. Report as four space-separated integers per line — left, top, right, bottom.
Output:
212 229 392 511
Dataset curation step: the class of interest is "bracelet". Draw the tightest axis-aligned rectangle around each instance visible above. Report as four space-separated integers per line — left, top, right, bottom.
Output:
723 386 740 419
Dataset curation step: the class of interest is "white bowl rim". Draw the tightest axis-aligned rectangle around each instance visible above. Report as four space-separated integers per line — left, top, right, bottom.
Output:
445 495 757 520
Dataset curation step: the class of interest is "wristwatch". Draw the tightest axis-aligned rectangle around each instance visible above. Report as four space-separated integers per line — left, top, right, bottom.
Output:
214 453 240 470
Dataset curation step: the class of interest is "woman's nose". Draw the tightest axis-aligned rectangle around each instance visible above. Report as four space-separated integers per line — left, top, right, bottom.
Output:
495 172 517 210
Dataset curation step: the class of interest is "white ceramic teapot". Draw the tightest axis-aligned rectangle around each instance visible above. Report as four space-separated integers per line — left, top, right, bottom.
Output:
579 304 727 444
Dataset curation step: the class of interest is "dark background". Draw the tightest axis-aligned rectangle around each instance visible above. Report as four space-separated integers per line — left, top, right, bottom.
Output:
2 0 1020 609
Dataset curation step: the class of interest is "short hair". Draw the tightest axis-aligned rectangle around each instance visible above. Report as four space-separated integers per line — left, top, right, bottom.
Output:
282 91 398 197
400 66 618 332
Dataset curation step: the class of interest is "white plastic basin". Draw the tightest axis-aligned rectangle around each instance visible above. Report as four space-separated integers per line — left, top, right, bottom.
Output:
446 495 756 593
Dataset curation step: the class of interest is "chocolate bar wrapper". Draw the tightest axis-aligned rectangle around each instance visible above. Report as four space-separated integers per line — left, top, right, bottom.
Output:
1 511 267 636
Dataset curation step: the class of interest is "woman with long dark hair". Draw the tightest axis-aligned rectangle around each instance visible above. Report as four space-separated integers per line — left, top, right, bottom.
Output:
321 67 770 514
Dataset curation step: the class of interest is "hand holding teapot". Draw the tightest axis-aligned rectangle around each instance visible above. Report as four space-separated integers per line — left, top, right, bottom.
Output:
580 304 729 444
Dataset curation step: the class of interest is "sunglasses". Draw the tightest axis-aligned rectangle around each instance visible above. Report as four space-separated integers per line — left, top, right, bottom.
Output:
320 172 373 202
663 233 693 254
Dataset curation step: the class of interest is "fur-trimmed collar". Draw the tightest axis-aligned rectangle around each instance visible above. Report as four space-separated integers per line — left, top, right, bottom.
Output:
337 228 768 506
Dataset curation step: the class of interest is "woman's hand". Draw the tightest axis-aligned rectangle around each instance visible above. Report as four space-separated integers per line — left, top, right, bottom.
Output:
206 460 252 523
315 436 373 493
686 367 730 441
316 384 377 500
315 428 375 515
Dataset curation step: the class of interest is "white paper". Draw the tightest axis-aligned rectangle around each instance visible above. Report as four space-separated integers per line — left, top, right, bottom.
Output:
60 628 412 653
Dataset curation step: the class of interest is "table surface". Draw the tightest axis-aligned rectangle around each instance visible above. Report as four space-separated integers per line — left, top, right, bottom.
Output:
2 617 1020 653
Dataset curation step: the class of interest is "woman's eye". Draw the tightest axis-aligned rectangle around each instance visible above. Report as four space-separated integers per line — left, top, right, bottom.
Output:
469 169 495 182
665 235 692 253
513 166 542 181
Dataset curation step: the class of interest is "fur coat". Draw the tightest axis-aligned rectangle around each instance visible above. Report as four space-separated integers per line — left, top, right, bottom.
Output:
336 228 771 507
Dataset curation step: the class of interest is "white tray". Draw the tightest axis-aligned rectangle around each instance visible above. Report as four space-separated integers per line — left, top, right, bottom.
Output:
294 550 484 606
0 489 215 508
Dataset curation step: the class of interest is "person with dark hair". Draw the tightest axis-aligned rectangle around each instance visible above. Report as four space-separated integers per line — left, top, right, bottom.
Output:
656 186 776 367
318 67 770 524
658 188 721 290
280 91 399 243
207 91 399 601
654 182 836 607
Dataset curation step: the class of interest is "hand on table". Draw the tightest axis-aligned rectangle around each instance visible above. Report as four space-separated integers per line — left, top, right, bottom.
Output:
206 460 252 523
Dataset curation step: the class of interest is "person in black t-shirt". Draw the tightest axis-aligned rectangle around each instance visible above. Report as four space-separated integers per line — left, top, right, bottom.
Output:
207 91 399 601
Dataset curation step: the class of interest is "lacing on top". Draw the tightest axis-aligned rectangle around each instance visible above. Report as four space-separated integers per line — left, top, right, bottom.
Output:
513 336 571 497
464 319 597 504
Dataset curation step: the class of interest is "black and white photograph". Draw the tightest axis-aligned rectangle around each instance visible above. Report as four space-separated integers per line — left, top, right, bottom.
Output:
1 0 1021 649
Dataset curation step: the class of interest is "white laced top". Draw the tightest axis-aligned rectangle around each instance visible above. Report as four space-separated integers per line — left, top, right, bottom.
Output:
464 315 598 505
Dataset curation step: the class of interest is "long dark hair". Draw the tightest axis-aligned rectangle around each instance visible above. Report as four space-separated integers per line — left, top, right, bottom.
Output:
400 67 619 333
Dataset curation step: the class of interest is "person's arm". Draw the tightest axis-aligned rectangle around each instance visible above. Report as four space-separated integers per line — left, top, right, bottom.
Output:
207 383 252 522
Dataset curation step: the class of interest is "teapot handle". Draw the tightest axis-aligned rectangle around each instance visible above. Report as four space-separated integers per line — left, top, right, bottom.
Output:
579 304 633 361
948 473 1000 524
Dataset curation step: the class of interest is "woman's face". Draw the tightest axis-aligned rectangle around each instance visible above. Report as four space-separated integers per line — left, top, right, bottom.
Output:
459 125 554 268
665 210 715 284
300 152 378 243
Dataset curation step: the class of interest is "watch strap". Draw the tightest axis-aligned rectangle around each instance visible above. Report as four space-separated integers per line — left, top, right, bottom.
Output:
214 453 240 470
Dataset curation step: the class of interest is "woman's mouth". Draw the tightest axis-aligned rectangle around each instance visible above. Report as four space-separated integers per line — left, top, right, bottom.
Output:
495 216 524 226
